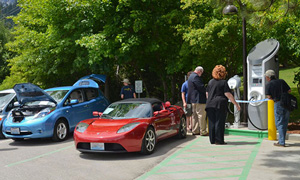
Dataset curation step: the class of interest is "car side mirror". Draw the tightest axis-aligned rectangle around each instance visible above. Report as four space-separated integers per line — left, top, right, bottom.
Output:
93 111 103 117
14 102 20 107
69 99 79 105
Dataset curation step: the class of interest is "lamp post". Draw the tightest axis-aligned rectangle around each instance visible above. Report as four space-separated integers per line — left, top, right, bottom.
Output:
223 3 248 122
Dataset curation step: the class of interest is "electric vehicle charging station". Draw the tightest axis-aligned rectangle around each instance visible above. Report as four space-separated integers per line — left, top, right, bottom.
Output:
228 75 241 128
247 39 280 130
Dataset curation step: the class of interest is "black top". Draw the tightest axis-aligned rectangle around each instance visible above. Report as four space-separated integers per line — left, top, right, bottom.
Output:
265 79 290 101
187 72 206 104
205 79 231 110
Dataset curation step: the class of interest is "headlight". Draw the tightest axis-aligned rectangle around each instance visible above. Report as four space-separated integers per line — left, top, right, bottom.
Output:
117 122 140 133
76 123 89 133
34 108 53 119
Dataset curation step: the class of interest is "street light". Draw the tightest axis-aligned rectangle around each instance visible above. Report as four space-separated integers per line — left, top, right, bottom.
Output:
223 2 248 122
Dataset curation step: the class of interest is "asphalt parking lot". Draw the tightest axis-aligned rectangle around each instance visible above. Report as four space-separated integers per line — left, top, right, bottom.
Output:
1 133 300 180
0 135 195 180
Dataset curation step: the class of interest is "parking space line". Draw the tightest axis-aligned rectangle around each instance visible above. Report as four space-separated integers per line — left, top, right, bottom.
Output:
165 159 247 166
136 136 262 180
5 145 73 167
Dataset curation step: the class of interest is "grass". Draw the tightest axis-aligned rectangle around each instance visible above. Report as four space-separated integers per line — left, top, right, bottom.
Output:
279 67 300 123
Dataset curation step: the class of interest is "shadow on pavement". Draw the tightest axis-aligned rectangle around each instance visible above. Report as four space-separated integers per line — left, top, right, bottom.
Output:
7 134 74 147
78 135 196 160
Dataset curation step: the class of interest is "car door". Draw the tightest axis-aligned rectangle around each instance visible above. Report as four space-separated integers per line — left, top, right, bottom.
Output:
63 89 91 129
83 88 109 115
152 102 172 140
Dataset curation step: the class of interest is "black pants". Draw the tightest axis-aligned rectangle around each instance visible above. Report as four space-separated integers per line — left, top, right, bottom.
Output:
206 108 227 144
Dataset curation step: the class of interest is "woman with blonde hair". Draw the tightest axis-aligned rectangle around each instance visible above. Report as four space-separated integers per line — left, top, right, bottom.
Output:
205 65 240 145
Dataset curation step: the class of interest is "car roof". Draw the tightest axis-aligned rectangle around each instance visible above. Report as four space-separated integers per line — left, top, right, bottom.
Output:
116 98 162 104
0 89 15 94
45 86 73 91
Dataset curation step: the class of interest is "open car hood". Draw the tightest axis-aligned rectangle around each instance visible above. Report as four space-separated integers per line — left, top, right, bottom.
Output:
13 83 57 105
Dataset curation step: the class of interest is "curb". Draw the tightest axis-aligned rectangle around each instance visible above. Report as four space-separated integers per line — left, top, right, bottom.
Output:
225 128 300 142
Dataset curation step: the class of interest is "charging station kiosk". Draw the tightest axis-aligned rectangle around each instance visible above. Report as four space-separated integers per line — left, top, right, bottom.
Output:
247 39 279 130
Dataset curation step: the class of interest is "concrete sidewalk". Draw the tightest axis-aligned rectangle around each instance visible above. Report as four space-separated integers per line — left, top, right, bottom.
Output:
136 133 300 180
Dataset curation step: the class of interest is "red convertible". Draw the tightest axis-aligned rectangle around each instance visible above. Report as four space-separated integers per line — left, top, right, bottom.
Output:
74 98 187 154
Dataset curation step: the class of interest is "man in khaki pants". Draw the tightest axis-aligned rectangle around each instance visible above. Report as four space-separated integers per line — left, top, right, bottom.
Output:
187 66 208 136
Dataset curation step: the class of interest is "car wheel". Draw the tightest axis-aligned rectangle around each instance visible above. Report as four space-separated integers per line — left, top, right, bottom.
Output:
52 119 69 142
177 116 187 139
0 122 6 139
140 127 156 155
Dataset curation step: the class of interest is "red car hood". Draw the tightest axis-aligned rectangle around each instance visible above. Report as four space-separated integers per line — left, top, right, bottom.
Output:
85 118 145 136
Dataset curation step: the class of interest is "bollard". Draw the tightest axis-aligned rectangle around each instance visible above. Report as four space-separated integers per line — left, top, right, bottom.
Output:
268 99 276 140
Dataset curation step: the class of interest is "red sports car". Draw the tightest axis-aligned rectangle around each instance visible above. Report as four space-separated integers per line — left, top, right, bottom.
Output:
74 98 187 154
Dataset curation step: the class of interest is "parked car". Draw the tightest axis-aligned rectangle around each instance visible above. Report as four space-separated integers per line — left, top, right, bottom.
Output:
0 89 17 139
74 98 187 155
2 75 110 141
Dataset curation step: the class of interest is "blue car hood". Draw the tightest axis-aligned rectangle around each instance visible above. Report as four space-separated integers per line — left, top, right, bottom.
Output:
13 83 57 105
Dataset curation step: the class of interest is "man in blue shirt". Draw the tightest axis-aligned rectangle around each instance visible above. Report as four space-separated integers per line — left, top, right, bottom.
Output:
181 71 193 132
120 79 136 99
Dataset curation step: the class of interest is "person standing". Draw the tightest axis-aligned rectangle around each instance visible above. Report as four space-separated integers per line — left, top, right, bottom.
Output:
187 66 208 136
205 65 240 145
265 69 291 147
181 71 193 132
120 79 136 99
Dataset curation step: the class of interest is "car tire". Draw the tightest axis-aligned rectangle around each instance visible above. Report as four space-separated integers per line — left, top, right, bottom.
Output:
177 116 187 139
140 126 156 155
52 119 69 142
0 122 6 139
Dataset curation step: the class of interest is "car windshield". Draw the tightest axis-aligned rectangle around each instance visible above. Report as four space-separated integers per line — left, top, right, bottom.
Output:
102 102 151 119
0 93 14 110
46 90 69 103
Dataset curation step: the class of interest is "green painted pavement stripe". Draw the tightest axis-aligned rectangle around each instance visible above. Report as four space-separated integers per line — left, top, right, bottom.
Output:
5 145 73 167
239 138 263 180
155 166 243 175
177 153 250 159
183 148 254 154
136 137 204 180
177 175 241 180
166 159 247 166
136 136 262 180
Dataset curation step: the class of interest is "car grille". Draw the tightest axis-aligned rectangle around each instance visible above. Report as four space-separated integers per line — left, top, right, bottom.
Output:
5 131 32 135
77 142 126 152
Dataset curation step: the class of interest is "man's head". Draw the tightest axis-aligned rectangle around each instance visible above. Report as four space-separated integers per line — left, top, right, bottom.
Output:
264 69 276 82
122 78 130 85
194 66 204 76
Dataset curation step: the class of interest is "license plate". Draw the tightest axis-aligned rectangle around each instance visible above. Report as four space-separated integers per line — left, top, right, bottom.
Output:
11 128 20 134
91 143 104 150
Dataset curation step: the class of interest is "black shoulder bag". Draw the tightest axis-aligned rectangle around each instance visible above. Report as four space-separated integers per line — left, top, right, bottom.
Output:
280 82 298 111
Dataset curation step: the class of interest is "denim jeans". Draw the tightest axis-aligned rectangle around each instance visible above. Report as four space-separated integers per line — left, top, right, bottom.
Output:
274 101 290 145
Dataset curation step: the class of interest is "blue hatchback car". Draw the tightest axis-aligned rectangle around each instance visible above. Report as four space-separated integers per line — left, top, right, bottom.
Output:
2 75 110 141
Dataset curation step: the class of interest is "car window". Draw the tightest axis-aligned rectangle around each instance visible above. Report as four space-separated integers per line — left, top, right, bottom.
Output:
0 93 15 111
47 90 69 103
64 89 84 105
152 102 163 112
84 88 99 101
